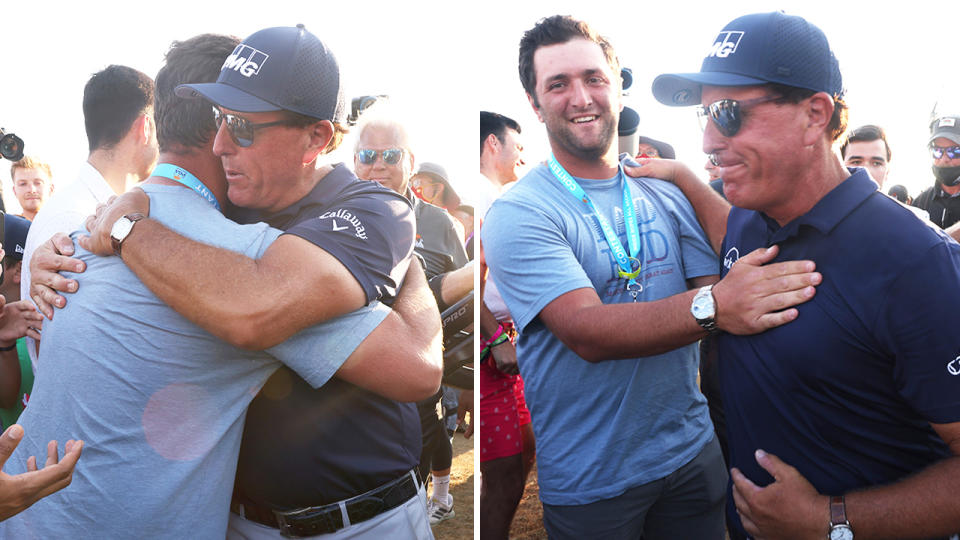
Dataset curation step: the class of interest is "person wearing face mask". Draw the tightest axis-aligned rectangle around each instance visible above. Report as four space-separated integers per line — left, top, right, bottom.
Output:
912 115 960 229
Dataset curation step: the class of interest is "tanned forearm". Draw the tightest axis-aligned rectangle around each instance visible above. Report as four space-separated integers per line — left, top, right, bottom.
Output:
946 221 960 243
337 259 443 401
672 166 731 254
439 262 474 307
541 287 707 362
0 349 20 409
625 161 731 253
846 449 960 538
117 219 365 349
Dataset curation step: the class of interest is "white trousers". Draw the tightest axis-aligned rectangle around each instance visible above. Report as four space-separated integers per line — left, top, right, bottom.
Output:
226 484 434 540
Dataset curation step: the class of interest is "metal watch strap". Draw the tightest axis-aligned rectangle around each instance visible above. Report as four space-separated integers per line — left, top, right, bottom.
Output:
111 213 146 257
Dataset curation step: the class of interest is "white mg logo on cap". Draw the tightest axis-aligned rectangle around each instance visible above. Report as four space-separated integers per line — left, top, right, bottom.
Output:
707 31 744 59
939 118 957 128
221 44 269 78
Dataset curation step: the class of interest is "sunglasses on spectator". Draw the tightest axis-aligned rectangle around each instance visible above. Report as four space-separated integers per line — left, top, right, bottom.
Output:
697 95 781 137
356 149 405 165
930 145 960 160
213 107 290 147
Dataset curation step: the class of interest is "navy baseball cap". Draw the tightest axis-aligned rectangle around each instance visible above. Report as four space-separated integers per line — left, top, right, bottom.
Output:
175 24 346 123
652 11 843 107
4 214 30 261
930 116 960 145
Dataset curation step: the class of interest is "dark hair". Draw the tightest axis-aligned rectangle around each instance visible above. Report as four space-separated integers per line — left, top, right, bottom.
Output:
887 184 909 203
839 124 891 162
455 204 474 217
155 34 240 153
83 65 155 152
518 15 619 107
766 83 848 143
480 111 521 156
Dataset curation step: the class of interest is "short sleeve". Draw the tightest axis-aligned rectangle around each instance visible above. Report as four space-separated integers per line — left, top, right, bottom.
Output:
283 194 415 303
880 241 960 423
266 301 390 388
482 196 593 334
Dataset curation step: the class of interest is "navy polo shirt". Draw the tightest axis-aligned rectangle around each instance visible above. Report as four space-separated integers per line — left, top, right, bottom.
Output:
230 163 415 304
231 163 422 508
718 169 960 536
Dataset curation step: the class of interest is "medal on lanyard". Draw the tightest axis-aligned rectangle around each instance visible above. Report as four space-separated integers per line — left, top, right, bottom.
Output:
151 163 221 211
547 155 643 301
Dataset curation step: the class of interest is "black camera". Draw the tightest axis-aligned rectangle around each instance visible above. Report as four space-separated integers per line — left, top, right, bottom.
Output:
0 129 24 161
347 95 388 126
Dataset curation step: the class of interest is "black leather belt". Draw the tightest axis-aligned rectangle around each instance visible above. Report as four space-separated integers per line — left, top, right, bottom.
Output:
231 470 420 538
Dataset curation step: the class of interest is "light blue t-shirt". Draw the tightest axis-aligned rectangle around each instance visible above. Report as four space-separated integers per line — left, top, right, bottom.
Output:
482 164 718 506
1 184 387 538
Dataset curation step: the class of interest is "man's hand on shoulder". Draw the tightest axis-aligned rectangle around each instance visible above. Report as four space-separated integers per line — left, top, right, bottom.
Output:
30 232 84 320
622 156 688 183
712 245 821 334
77 188 150 256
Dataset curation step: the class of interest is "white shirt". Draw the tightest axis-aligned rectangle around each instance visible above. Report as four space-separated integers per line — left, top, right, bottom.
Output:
477 173 513 322
21 161 117 372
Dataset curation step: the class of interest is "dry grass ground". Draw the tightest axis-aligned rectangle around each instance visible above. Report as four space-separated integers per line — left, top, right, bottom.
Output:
431 432 475 539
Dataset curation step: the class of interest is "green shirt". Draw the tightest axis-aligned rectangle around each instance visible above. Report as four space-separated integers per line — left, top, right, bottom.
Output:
0 338 34 430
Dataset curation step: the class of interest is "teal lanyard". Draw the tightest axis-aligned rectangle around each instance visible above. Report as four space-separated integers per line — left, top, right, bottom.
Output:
547 155 643 297
152 163 221 211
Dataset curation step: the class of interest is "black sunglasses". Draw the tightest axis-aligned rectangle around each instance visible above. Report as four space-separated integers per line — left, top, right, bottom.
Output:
697 95 782 137
212 107 289 147
356 148 405 166
931 145 960 160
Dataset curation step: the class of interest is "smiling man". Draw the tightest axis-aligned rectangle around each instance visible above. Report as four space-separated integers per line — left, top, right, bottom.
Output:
641 10 960 539
481 15 823 540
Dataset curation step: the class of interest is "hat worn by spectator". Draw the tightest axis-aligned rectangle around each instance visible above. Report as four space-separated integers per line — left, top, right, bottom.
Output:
176 24 346 123
929 116 960 146
414 162 461 210
652 11 843 107
4 214 30 261
637 136 676 160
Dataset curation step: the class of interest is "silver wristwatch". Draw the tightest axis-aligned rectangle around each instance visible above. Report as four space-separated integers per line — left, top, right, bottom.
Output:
110 213 146 257
690 285 717 332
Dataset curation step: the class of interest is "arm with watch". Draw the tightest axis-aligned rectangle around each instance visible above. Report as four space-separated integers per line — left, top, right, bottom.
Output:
538 244 818 363
731 427 960 540
76 191 372 350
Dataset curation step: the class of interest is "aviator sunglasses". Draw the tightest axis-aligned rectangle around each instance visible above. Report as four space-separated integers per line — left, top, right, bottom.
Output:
931 145 960 160
356 148 405 166
697 95 782 137
212 107 290 147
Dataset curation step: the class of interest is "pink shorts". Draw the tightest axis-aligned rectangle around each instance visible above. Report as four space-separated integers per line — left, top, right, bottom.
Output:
479 322 531 462
479 361 522 462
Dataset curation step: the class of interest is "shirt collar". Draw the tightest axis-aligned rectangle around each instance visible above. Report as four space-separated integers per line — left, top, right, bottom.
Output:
764 168 875 243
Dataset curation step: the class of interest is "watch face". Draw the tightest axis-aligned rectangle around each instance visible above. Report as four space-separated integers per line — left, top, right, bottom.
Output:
692 292 715 319
829 524 854 540
111 217 134 242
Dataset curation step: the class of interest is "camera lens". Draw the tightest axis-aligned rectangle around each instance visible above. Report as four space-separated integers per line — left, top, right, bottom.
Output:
0 133 24 161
